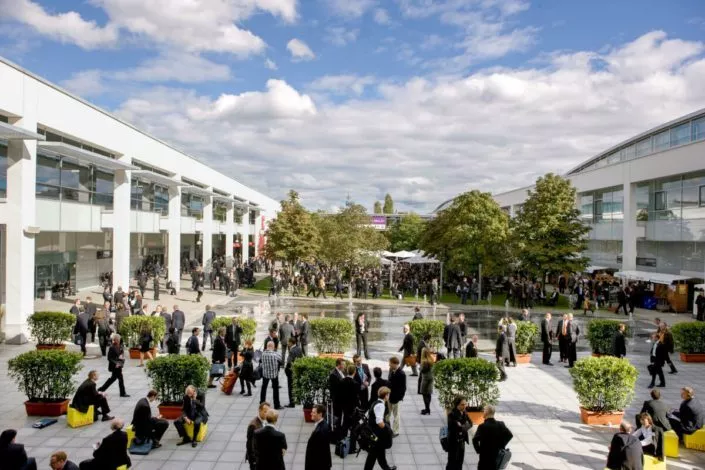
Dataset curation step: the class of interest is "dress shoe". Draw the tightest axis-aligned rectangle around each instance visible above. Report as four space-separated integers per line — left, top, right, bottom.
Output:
275 406 285 410
544 362 554 366
657 383 666 387
388 466 397 470
151 441 162 449
207 385 216 389
176 439 191 446
191 441 197 448
120 394 131 398
286 404 295 408
239 391 246 395
648 384 655 389
101 415 114 422
668 370 678 374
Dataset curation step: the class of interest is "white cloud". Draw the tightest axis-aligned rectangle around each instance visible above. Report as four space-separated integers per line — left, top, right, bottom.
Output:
61 70 109 97
265 58 278 70
308 74 376 95
114 51 232 82
373 8 390 25
325 27 359 46
324 0 376 18
287 38 316 61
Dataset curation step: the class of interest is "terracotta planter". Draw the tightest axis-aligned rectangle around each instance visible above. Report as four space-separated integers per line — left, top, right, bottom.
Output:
36 344 66 351
592 353 602 357
129 347 158 360
515 353 531 364
679 353 705 363
158 404 183 420
24 400 69 417
580 407 624 426
466 410 485 426
303 407 314 423
318 353 344 359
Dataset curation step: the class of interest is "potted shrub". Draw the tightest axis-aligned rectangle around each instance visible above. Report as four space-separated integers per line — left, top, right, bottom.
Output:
309 318 354 359
211 316 256 361
27 312 76 350
8 350 83 416
586 320 631 356
146 353 210 419
671 322 705 362
514 321 539 364
569 356 638 425
433 358 499 425
410 319 444 362
119 316 166 359
292 356 337 422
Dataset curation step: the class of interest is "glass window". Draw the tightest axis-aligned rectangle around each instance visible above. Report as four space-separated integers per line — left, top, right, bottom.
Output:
700 185 705 207
670 123 691 147
620 145 635 161
636 184 649 221
154 185 169 215
653 130 670 152
249 210 257 225
654 191 667 211
635 137 651 157
693 117 705 141
606 152 620 165
37 155 61 186
579 194 593 221
593 199 603 222
0 143 7 198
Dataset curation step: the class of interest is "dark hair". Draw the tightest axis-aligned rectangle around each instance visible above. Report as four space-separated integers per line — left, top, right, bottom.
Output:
373 367 382 379
288 337 297 346
147 390 158 399
192 327 199 334
389 356 400 366
452 395 466 409
335 358 345 367
169 327 175 334
314 404 326 416
0 429 17 449
650 389 661 400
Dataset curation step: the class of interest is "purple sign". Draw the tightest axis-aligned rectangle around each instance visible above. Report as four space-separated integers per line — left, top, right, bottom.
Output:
371 216 386 225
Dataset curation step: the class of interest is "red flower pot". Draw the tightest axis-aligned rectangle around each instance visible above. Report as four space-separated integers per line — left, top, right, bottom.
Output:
580 407 624 426
24 400 69 417
158 404 183 420
36 344 66 351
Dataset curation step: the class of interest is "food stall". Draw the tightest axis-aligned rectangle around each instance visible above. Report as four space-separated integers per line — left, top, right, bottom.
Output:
694 284 705 319
614 270 693 313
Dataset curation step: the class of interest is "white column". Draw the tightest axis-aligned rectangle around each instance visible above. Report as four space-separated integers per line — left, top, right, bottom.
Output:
112 163 132 292
253 209 260 257
238 210 247 265
201 194 213 270
4 86 38 344
225 202 235 267
167 185 182 292
622 181 637 271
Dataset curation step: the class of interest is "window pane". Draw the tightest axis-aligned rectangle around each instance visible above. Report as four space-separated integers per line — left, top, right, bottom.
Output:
0 143 7 198
593 199 603 222
37 155 61 185
700 185 705 207
95 170 113 194
580 194 593 221
620 145 635 161
693 117 705 141
654 191 666 211
635 137 651 157
606 152 620 165
653 130 670 152
670 123 691 147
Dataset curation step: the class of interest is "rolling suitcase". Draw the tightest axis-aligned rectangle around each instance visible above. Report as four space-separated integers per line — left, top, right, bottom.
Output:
221 370 238 395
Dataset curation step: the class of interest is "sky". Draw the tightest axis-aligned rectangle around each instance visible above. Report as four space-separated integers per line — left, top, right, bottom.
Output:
1 0 704 213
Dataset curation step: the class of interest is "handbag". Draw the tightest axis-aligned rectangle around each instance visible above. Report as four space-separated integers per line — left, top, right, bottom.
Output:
253 364 263 381
210 363 226 378
496 448 512 469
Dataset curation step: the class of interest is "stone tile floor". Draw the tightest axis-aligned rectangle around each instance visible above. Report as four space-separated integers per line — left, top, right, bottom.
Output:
2 296 705 469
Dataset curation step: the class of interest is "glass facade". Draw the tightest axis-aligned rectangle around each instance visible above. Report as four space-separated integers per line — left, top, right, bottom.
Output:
0 142 7 198
35 153 114 207
578 187 623 240
213 202 227 222
181 193 204 219
131 179 169 214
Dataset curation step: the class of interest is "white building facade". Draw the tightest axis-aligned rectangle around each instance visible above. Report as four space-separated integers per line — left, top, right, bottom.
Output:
493 109 705 280
0 57 278 343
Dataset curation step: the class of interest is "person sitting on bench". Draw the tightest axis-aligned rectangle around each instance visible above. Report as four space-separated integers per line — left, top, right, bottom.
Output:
71 370 113 422
131 390 169 449
174 385 209 448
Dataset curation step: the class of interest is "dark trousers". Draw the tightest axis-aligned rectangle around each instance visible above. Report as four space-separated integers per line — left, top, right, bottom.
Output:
364 446 391 470
447 441 466 470
154 290 159 301
99 368 126 396
202 330 213 350
176 328 184 344
88 395 111 418
239 375 252 394
542 340 552 364
98 334 109 356
78 332 87 354
568 342 577 367
196 291 203 302
174 416 203 441
301 343 308 356
137 417 169 443
649 362 665 386
668 412 691 440
88 320 96 343
285 368 294 405
19 457 37 470
558 336 568 361
422 393 431 412
260 377 280 408
506 343 516 365
665 352 678 373
496 359 507 380
617 302 629 315
356 333 369 359
281 343 289 366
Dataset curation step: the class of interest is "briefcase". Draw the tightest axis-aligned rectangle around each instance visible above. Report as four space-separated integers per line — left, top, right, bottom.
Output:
210 363 226 378
496 448 511 469
335 436 350 458
404 354 417 366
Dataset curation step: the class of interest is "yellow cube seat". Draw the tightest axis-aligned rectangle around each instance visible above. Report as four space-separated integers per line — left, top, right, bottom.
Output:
684 428 705 450
117 466 128 470
664 429 679 458
125 424 135 449
184 422 208 442
67 405 94 428
644 455 666 470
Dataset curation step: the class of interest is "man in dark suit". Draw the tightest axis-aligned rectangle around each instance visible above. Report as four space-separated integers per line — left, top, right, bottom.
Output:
172 305 186 343
226 316 243 368
445 314 463 358
541 312 554 365
495 326 509 381
246 402 270 470
556 313 568 363
370 367 390 404
465 335 478 358
298 314 310 356
472 405 513 470
566 313 580 368
339 365 361 438
78 418 131 470
50 451 79 470
648 332 667 388
186 328 201 355
279 314 294 365
612 323 627 358
131 390 169 449
254 409 288 470
70 299 81 316
328 358 345 424
669 386 705 440
606 421 643 470
202 306 216 350
73 310 91 356
71 370 113 422
98 335 129 397
637 389 671 431
388 356 406 437
0 429 37 470
305 404 332 470
84 296 97 343
285 338 303 408
355 313 370 359
159 308 172 353
174 385 209 448
353 354 372 409
263 328 280 351
398 323 418 376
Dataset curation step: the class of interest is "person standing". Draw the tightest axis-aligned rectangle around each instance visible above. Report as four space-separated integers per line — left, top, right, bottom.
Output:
260 341 283 410
419 348 435 415
329 358 345 426
556 313 569 363
495 326 508 381
388 357 406 437
153 276 160 301
284 338 302 408
78 418 131 470
472 405 513 470
658 322 678 374
353 354 372 409
207 328 227 388
612 323 627 358
506 318 517 367
159 307 172 353
370 367 390 405
131 390 168 449
364 386 396 470
444 315 462 359
697 292 705 321
246 402 269 470
137 323 154 368
166 328 181 354
398 324 418 376
566 313 580 368
254 410 287 470
84 297 97 344
70 299 82 316
174 385 209 448
447 396 473 470
201 306 216 351
605 422 643 470
647 332 667 388
340 365 361 438
541 313 554 365
73 310 90 356
279 315 294 366
226 317 243 368
239 340 255 396
305 404 332 470
617 286 630 315
298 314 310 356
95 309 111 357
186 328 201 355
172 305 186 343
355 313 370 359
98 335 129 397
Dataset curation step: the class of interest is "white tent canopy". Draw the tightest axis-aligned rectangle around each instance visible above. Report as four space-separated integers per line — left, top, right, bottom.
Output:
401 254 439 264
391 250 416 258
584 265 610 272
615 270 691 285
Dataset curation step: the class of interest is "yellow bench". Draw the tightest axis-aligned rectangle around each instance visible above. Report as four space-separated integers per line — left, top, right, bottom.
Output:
664 429 679 458
125 424 135 448
117 466 128 470
184 422 208 442
684 428 705 451
644 455 666 470
67 405 94 428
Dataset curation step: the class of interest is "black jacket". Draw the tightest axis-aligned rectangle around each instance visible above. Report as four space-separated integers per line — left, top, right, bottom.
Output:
370 378 390 403
74 312 90 335
167 333 180 354
0 442 30 470
212 336 227 363
132 397 153 439
328 369 344 406
447 408 472 448
246 416 264 462
172 310 186 330
186 334 201 354
639 398 671 431
606 432 643 470
679 397 705 434
339 376 360 414
92 430 131 470
496 333 509 360
541 319 553 343
202 310 216 331
472 418 513 470
650 342 668 367
399 333 414 356
71 378 100 413
305 420 332 470
444 323 462 349
388 368 407 404
182 394 209 422
160 311 172 331
107 344 124 372
254 425 288 470
466 341 478 358
299 321 310 345
612 332 627 358
355 316 370 335
225 323 243 350
416 339 428 361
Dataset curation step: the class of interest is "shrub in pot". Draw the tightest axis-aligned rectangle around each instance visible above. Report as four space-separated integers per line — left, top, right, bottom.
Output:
292 356 337 422
569 356 638 425
586 320 631 356
433 358 499 425
514 321 539 363
27 311 76 350
8 349 83 416
309 318 354 358
211 316 257 343
671 322 705 362
119 315 167 359
146 353 210 419
409 319 445 351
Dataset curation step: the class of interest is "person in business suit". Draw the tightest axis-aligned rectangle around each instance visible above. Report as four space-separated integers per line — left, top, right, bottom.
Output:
226 316 243 368
172 305 186 343
388 356 406 437
472 405 513 470
365 386 396 470
668 386 705 440
648 332 667 388
566 313 580 368
505 318 517 366
254 410 288 470
298 314 310 356
71 370 113 422
131 390 168 448
637 389 671 431
73 310 90 356
355 312 370 359
174 385 209 448
606 421 643 470
398 323 418 375
633 413 664 460
541 312 554 365
556 313 568 363
0 429 37 470
285 338 303 408
495 326 509 381
153 275 160 301
186 327 201 355
70 299 82 316
305 404 332 470
612 323 627 358
328 358 345 425
658 322 678 374
159 307 172 353
246 402 270 470
84 296 97 344
98 335 129 397
78 418 131 470
444 314 463 358
279 314 294 365
201 306 216 350
340 365 361 438
370 367 390 407
465 335 478 358
353 354 372 409
419 348 435 415
447 395 473 470
49 451 79 470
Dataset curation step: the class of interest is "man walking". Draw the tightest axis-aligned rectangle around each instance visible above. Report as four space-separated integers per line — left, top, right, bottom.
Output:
246 402 270 470
365 386 396 470
202 306 216 351
648 332 667 388
254 410 287 470
541 313 553 365
172 305 185 343
305 404 332 470
472 405 513 470
398 324 418 376
612 323 627 358
98 335 129 397
355 313 370 359
388 357 406 437
226 317 243 368
260 342 283 410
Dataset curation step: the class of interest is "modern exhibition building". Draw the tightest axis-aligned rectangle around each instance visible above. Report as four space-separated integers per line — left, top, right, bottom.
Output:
492 108 705 285
0 57 278 342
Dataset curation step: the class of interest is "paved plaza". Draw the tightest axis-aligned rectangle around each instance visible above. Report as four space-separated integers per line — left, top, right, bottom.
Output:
2 291 705 469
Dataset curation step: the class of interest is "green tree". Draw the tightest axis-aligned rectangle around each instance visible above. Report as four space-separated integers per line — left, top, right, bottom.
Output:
265 190 320 265
383 193 394 214
388 213 426 251
420 190 510 274
513 173 590 277
373 201 382 214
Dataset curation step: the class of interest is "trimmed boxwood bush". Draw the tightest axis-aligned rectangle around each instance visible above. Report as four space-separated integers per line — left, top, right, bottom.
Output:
8 350 83 402
146 354 210 405
27 311 76 345
119 315 167 349
292 356 337 408
433 358 499 411
515 321 539 354
409 319 445 350
210 316 257 343
309 318 354 354
586 320 631 355
569 356 638 412
671 322 705 354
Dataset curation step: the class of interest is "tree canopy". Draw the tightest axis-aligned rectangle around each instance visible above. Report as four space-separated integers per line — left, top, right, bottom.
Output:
383 193 394 214
264 190 320 265
387 213 426 252
373 201 382 214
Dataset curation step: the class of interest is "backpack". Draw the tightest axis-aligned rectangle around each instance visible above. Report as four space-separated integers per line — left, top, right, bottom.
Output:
439 425 449 452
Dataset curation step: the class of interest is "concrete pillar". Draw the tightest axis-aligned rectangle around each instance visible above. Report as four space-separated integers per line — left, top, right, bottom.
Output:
225 203 235 267
253 210 260 257
239 210 248 265
201 195 213 271
622 181 637 271
167 185 182 292
112 164 132 292
4 86 38 343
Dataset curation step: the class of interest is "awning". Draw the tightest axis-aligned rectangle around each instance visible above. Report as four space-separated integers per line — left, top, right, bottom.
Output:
0 121 45 140
585 265 609 272
401 255 440 264
615 270 691 284
213 195 234 204
391 250 416 259
182 186 216 198
38 141 137 171
131 170 185 188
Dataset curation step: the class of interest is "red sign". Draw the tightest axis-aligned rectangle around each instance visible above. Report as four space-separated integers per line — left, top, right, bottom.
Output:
260 215 266 230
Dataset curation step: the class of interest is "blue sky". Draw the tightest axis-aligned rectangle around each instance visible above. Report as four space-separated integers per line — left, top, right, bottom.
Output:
1 0 704 211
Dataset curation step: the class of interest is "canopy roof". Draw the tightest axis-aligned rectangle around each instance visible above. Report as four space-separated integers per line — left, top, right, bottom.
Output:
584 265 611 272
401 254 439 264
614 270 692 285
0 121 45 140
39 141 138 171
390 250 416 258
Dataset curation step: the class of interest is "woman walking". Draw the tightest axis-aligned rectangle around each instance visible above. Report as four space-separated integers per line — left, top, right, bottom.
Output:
419 348 435 415
239 339 255 396
447 396 472 470
138 324 154 367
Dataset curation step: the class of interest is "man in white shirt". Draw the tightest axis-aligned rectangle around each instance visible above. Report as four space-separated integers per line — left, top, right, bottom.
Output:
365 387 396 470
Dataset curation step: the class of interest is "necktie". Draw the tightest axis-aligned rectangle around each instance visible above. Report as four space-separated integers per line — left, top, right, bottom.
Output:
562 322 567 336
358 366 365 382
